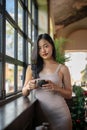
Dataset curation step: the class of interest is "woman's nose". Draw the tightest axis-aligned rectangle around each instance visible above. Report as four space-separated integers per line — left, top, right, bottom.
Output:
41 47 45 52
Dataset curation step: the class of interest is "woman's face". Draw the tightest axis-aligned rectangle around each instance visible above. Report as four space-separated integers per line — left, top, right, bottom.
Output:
38 39 53 60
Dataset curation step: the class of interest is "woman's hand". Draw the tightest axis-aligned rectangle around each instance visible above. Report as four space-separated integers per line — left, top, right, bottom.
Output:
42 80 57 91
28 79 37 91
22 79 37 96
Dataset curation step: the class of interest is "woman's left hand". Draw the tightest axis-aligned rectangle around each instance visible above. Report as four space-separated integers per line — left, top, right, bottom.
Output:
42 80 57 91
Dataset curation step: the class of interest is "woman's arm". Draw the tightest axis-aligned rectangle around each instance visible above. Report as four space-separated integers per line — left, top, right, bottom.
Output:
22 65 32 96
57 65 72 99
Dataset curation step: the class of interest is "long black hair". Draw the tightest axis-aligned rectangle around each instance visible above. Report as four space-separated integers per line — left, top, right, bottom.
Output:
31 33 56 77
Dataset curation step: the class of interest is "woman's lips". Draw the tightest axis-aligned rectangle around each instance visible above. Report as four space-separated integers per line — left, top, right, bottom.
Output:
42 53 48 56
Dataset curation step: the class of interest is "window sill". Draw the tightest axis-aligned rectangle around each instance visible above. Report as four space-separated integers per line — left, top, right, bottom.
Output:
0 93 36 130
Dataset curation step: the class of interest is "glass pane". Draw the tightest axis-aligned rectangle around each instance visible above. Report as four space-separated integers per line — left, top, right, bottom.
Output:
18 1 23 30
18 33 23 61
32 24 34 42
28 0 31 13
0 1 2 4
6 21 14 58
28 43 31 64
0 62 2 90
28 17 31 38
18 66 23 91
5 63 14 94
21 0 24 2
32 2 34 19
0 13 2 53
6 0 14 19
65 52 87 86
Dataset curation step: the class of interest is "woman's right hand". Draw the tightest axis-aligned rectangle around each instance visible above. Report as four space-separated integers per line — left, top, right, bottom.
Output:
22 79 37 96
28 79 37 90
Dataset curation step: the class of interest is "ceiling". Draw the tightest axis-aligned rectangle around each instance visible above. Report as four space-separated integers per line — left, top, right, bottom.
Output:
36 0 87 35
50 0 87 26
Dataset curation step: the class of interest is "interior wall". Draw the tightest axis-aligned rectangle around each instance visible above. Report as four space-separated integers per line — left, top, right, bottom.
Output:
64 29 87 51
38 6 48 34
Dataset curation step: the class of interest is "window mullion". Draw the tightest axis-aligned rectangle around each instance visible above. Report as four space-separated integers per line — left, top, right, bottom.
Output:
0 0 6 99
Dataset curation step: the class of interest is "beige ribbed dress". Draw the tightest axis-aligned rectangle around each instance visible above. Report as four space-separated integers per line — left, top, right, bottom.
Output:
35 64 72 130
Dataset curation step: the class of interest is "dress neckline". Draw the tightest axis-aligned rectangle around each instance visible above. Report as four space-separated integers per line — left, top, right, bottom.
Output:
39 64 61 76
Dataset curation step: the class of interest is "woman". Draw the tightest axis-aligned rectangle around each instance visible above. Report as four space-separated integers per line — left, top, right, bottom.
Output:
22 33 72 130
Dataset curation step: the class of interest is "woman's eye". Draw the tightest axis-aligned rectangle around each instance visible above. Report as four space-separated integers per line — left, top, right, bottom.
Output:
44 45 48 48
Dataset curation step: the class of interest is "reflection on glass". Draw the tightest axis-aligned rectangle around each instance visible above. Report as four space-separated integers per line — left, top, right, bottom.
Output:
28 17 31 38
18 1 23 30
6 0 14 19
6 20 14 57
18 33 23 61
18 66 23 91
5 63 14 94
28 43 31 64
65 52 87 86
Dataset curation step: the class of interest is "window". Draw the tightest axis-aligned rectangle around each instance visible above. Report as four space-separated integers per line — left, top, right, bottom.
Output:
5 63 14 94
18 33 23 61
18 1 23 30
0 0 38 101
6 0 15 19
6 20 14 58
65 52 87 86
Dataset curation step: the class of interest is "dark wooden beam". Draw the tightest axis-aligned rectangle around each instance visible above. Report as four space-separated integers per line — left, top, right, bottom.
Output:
55 6 87 27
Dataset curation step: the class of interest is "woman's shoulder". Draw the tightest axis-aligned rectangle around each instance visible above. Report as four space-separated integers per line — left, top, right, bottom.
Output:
60 64 69 73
